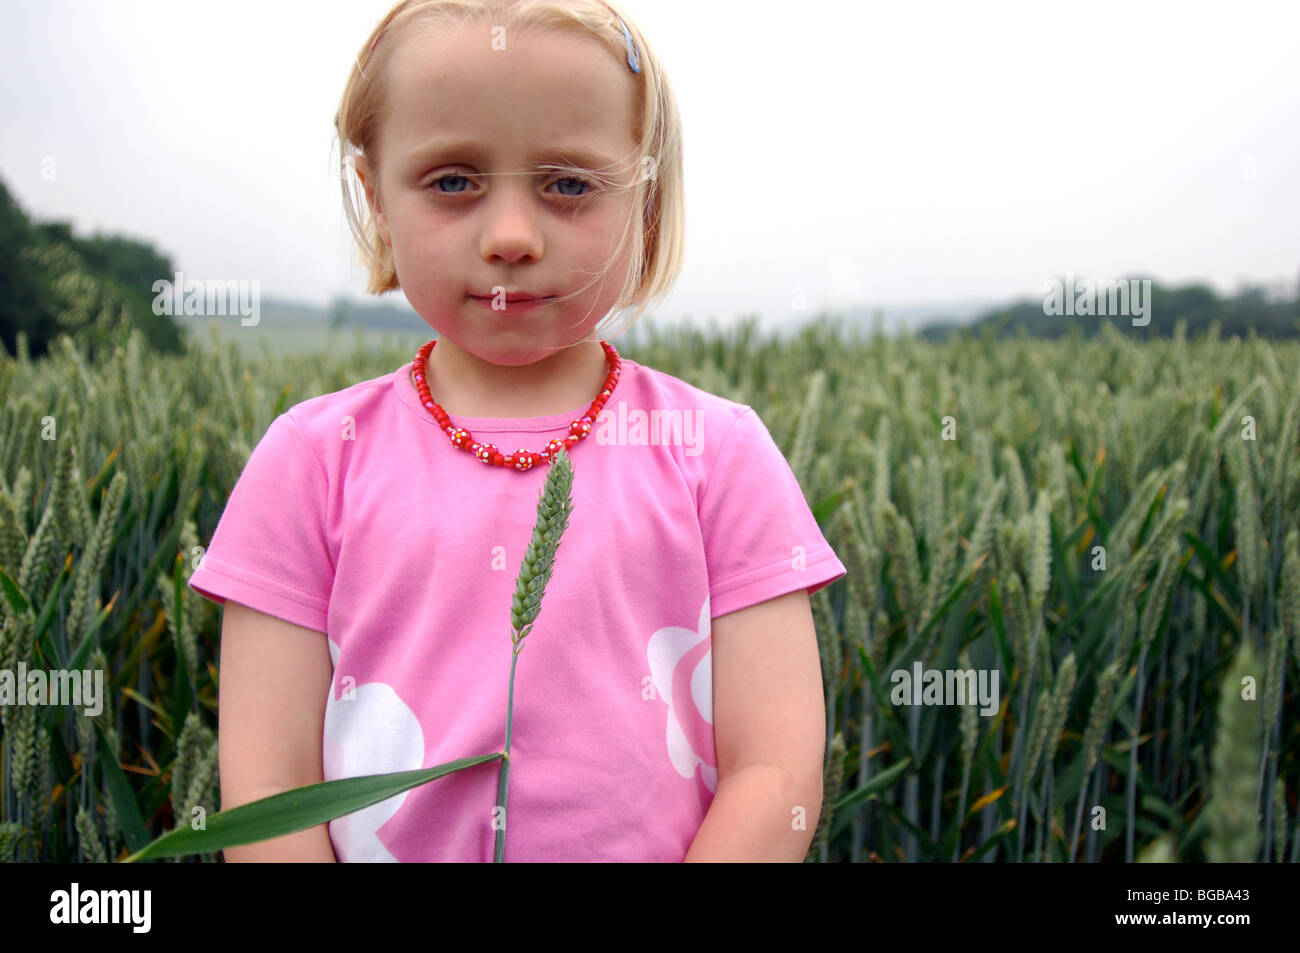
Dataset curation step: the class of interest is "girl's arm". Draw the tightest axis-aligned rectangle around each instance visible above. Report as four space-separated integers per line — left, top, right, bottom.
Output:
217 600 337 862
684 589 825 862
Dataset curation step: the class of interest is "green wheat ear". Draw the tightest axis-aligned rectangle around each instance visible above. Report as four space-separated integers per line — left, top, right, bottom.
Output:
1081 661 1121 775
75 805 108 864
805 732 846 862
1043 652 1077 767
1204 639 1262 862
509 447 575 645
1137 834 1176 862
958 649 979 771
1272 778 1288 863
1281 528 1300 669
0 821 27 864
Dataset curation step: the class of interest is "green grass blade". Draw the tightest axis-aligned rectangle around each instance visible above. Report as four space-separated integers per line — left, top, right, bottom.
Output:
121 753 504 861
831 756 911 814
94 719 150 855
32 566 67 664
962 818 1017 862
169 553 193 730
987 577 1014 678
1180 529 1241 606
855 643 915 758
41 597 117 732
0 565 30 615
873 794 939 856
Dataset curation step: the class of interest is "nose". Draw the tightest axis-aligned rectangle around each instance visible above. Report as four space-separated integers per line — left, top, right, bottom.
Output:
478 181 544 264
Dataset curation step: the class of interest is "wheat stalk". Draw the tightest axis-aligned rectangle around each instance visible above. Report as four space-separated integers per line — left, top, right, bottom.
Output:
1138 541 1179 654
1268 383 1300 515
495 447 575 862
1002 569 1030 667
0 821 27 863
1043 652 1077 768
75 804 108 864
1229 440 1263 608
921 453 944 555
1026 491 1052 615
1014 686 1053 861
788 370 825 492
17 468 66 608
806 733 846 862
1001 445 1029 522
1069 660 1121 862
870 415 891 540
67 470 127 643
0 479 26 576
922 521 958 630
1272 777 1288 864
878 502 923 627
6 703 36 831
837 496 878 646
1205 639 1261 862
1281 528 1300 669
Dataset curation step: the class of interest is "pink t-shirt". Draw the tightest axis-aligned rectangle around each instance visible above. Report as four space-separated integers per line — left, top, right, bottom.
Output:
189 352 846 862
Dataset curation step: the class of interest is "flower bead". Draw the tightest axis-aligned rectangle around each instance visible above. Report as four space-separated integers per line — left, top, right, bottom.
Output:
475 442 498 463
449 427 472 448
569 418 592 439
544 439 566 458
511 450 537 471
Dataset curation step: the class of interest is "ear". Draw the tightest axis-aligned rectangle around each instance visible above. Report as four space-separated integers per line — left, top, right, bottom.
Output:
352 155 391 246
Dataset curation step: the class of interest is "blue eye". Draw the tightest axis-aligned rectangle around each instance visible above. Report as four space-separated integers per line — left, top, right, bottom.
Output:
425 172 597 197
429 173 472 194
551 175 595 197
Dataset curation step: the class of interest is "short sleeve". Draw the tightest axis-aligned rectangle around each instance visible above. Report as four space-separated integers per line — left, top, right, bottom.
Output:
698 407 847 620
188 412 334 633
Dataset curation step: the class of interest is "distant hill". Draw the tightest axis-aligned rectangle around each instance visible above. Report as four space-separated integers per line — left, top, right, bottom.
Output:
792 299 998 337
324 296 422 331
1 178 184 360
250 296 420 331
918 276 1300 341
260 282 1300 343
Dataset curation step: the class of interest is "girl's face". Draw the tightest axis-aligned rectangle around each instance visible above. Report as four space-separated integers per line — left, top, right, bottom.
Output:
355 21 641 367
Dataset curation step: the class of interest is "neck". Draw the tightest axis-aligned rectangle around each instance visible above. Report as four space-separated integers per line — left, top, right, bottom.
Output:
414 336 611 419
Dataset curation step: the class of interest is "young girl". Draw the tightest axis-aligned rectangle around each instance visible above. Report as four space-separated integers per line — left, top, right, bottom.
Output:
189 0 846 863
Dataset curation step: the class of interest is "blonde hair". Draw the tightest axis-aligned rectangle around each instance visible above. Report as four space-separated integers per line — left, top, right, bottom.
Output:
334 0 685 340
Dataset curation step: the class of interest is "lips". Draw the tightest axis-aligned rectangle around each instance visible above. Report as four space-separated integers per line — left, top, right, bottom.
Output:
469 291 553 303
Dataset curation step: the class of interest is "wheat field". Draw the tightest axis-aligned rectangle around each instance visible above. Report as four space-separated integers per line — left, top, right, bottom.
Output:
0 315 1296 862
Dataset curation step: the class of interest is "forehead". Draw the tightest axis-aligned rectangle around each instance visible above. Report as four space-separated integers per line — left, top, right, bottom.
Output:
378 19 638 167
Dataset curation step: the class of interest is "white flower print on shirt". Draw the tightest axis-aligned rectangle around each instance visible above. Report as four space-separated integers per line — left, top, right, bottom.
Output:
646 595 718 804
322 638 425 862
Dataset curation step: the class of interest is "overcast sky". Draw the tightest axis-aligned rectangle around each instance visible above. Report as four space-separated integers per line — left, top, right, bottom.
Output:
2 0 1297 332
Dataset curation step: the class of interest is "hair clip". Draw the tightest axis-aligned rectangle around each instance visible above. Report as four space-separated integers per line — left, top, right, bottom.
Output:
617 17 641 74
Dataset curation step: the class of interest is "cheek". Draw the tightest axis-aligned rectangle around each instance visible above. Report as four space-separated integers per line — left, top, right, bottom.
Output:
389 214 452 284
572 213 632 271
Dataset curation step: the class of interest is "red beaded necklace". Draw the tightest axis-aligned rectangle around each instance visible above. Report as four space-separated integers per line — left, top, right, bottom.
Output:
410 338 622 471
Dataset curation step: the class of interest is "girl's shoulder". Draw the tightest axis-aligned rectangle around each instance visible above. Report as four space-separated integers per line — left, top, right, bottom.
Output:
612 358 780 472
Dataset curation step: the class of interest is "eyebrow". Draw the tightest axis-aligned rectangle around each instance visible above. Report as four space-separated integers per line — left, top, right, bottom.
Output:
406 137 619 172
